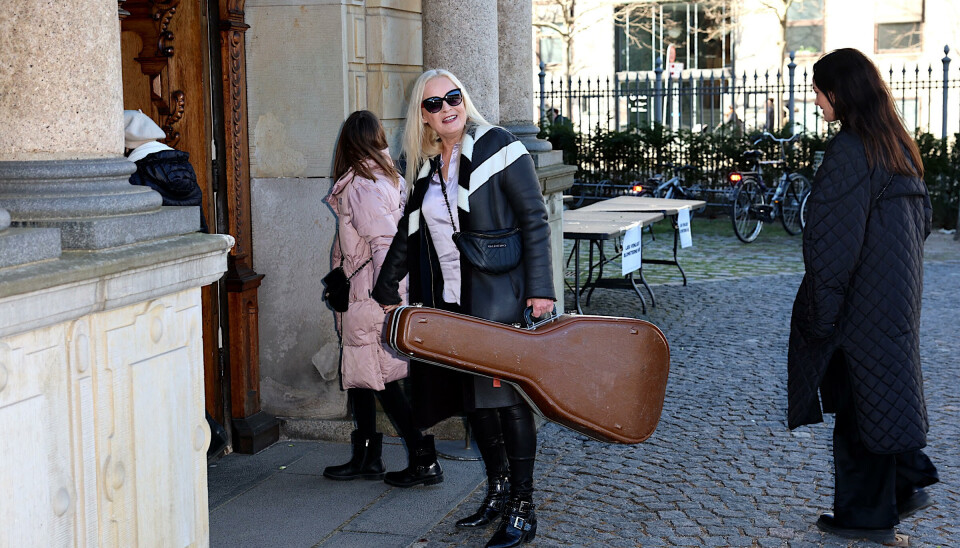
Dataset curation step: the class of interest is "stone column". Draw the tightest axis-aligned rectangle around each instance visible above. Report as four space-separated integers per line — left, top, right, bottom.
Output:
497 0 552 153
422 0 500 123
0 0 197 250
497 0 575 311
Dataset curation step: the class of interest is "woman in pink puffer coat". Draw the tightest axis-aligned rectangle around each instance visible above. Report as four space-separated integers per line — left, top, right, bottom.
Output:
322 110 442 487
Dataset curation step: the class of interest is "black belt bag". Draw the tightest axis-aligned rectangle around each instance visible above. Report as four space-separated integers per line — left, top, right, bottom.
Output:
454 227 522 275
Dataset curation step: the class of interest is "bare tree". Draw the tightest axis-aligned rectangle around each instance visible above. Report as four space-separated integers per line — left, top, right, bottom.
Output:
534 0 590 80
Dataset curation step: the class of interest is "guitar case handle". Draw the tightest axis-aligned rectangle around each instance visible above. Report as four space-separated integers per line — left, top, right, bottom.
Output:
523 305 560 330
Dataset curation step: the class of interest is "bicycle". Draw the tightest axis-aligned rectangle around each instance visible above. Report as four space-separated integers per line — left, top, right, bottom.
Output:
727 132 811 243
633 164 707 214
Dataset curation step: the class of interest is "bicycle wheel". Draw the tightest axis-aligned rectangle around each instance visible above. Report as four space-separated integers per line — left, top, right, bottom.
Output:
731 178 765 243
779 173 810 236
799 190 810 231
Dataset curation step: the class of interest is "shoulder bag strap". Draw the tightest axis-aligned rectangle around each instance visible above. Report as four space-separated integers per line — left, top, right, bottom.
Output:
436 167 460 235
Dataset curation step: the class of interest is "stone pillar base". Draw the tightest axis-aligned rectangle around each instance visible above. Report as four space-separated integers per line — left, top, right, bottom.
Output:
0 227 61 268
19 207 201 250
0 158 201 250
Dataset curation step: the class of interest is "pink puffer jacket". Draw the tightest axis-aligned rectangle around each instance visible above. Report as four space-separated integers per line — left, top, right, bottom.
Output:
326 161 409 390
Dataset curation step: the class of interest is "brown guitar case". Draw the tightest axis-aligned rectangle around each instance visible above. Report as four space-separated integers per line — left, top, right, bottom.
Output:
386 306 670 444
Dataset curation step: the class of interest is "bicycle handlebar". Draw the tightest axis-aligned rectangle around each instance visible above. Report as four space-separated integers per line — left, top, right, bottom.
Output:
752 131 801 146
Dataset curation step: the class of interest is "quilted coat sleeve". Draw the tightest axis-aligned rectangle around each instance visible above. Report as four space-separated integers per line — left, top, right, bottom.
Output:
372 209 410 306
800 132 872 339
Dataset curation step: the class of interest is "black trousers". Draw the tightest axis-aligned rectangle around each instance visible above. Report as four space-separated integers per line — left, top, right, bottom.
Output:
350 382 423 447
829 352 939 528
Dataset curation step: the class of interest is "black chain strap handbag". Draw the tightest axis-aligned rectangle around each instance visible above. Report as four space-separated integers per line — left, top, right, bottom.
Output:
322 225 372 313
437 168 522 275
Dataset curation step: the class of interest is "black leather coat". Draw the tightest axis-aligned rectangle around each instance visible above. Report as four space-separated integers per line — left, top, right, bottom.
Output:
787 129 932 454
373 125 554 424
373 125 554 320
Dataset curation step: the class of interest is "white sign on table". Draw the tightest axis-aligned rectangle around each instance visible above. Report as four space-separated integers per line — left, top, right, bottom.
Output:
677 207 693 248
621 225 643 276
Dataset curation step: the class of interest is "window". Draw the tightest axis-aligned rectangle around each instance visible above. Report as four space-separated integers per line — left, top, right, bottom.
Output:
539 35 563 65
786 0 824 55
615 3 731 73
874 0 924 52
876 23 922 51
786 25 823 55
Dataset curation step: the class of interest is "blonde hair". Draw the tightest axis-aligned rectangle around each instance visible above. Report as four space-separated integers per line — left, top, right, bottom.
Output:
401 69 490 187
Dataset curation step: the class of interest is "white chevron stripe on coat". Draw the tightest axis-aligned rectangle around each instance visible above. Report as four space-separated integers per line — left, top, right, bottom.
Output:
467 140 528 198
407 209 420 236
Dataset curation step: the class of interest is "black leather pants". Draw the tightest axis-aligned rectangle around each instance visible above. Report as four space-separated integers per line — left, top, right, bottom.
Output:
468 403 537 500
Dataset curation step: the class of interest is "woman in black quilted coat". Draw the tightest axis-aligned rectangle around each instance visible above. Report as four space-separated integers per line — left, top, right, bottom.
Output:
787 48 939 544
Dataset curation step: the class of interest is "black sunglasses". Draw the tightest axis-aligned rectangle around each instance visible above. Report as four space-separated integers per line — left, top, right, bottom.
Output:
421 89 463 114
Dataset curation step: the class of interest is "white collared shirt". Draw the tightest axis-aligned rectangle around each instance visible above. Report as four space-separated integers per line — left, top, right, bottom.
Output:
421 144 463 305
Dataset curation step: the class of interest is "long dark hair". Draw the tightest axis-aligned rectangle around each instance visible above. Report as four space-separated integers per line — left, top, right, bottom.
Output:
813 48 923 177
333 110 400 187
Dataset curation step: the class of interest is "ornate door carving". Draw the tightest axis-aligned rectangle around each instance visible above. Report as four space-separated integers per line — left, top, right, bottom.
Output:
120 0 223 426
119 0 277 455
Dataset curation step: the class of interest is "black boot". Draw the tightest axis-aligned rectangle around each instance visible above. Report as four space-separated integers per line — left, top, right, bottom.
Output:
459 410 511 527
486 498 537 548
384 435 444 487
456 475 510 528
323 431 385 481
485 403 538 546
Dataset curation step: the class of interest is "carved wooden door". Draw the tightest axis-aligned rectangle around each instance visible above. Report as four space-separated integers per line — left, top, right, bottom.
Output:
120 1 224 425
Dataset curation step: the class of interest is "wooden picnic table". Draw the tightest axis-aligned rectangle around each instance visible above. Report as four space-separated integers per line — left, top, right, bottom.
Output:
581 196 707 215
562 210 664 314
580 196 707 286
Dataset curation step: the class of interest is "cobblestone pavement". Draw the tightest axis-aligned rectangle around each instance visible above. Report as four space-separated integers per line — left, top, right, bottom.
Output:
418 232 960 547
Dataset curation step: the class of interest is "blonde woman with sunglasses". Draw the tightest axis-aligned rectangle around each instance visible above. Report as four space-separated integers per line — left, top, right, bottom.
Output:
373 69 554 548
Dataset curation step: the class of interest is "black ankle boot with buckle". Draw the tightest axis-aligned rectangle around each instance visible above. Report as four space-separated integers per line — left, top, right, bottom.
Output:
485 498 537 548
456 475 509 528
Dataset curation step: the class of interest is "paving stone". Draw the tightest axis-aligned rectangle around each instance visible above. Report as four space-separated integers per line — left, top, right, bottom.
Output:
420 231 960 546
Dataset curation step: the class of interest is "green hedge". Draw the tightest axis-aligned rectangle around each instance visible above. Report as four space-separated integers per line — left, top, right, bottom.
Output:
539 121 959 229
